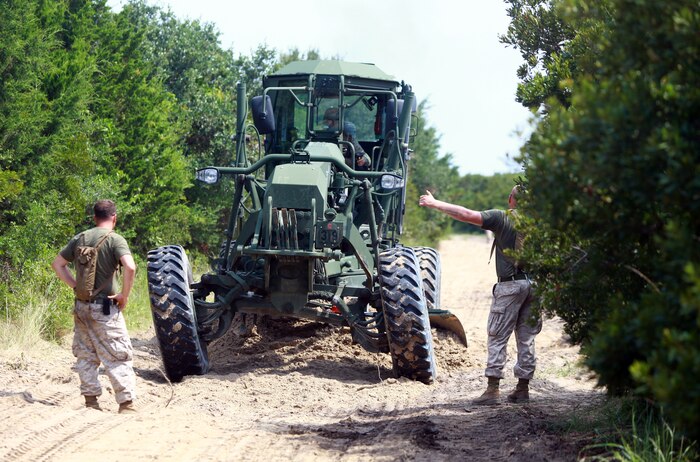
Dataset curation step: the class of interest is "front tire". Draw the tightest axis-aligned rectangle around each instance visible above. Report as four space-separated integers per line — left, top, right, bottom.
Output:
379 247 437 384
413 246 441 311
147 245 209 382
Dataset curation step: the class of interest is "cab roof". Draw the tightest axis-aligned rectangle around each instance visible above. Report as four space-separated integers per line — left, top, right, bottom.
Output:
271 60 399 84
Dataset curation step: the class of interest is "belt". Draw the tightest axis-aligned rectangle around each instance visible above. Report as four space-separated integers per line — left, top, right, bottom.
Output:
498 273 529 283
76 296 113 304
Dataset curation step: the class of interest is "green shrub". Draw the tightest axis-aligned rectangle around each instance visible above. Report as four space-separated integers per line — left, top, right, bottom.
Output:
509 0 700 442
0 251 157 350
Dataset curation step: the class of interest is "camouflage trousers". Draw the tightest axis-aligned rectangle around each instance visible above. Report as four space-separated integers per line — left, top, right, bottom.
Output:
485 279 542 380
72 300 136 404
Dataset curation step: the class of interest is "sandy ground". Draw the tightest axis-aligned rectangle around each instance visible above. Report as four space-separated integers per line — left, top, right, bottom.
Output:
0 235 602 461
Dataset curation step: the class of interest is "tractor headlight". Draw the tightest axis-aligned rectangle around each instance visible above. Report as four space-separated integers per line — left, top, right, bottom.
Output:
380 174 404 190
196 168 220 184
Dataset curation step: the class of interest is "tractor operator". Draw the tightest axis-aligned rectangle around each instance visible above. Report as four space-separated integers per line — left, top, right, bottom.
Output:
322 108 371 169
341 121 371 170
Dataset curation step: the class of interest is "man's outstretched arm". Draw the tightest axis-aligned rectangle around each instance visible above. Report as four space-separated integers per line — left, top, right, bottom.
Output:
419 190 483 226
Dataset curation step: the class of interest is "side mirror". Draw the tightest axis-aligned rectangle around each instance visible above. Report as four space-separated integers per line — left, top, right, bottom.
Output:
386 96 418 119
251 95 275 134
385 96 418 137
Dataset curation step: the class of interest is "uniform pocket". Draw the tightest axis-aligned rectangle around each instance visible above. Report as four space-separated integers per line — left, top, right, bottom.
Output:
89 308 133 362
111 335 133 362
493 281 523 299
488 282 527 337
487 311 504 337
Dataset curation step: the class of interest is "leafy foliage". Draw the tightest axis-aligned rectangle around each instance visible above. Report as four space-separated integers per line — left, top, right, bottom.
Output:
500 0 575 110
402 102 461 247
121 1 242 252
500 0 607 112
511 0 700 441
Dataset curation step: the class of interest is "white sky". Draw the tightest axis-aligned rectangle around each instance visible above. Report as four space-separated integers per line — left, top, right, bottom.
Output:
108 0 533 176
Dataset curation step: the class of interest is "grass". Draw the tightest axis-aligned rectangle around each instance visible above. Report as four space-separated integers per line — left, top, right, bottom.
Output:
545 396 698 462
546 395 630 445
0 293 54 355
0 250 215 354
592 417 697 462
122 262 154 333
0 254 156 355
541 357 589 379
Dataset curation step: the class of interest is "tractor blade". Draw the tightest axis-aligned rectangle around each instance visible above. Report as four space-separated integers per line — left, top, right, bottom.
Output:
428 310 468 347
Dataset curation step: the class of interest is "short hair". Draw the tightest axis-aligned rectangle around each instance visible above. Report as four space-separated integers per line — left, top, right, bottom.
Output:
93 200 116 220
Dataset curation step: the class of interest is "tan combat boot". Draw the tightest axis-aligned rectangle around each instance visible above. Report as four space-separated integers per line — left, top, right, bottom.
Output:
507 378 530 403
118 400 137 414
472 377 501 405
84 395 102 411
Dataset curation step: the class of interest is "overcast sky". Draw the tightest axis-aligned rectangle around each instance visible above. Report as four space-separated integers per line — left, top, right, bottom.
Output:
108 0 533 176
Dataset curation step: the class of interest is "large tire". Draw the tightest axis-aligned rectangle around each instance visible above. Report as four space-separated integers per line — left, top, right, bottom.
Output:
379 247 437 384
413 246 441 311
147 245 209 382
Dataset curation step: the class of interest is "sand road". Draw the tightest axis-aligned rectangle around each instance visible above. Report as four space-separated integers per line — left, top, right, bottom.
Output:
0 235 600 461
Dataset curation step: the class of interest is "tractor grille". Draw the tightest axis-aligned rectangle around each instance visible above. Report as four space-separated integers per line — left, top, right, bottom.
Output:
271 208 301 250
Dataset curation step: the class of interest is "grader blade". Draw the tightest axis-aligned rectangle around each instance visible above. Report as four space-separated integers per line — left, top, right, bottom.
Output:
429 310 468 347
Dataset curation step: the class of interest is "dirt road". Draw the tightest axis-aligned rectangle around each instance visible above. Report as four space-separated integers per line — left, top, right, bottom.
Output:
0 235 600 461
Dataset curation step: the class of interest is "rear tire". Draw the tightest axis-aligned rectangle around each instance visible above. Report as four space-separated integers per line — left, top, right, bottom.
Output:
413 246 441 311
147 245 209 382
379 247 437 384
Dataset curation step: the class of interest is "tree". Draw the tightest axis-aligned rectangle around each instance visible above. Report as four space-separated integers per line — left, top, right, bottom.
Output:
82 2 191 254
512 0 700 440
500 0 606 112
0 0 102 269
278 48 321 67
234 45 280 98
120 2 285 253
403 102 461 247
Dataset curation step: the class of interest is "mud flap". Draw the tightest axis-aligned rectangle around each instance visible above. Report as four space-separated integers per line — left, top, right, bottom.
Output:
429 310 468 347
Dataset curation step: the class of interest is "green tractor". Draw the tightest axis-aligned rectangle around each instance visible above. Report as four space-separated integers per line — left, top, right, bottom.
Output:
147 60 467 385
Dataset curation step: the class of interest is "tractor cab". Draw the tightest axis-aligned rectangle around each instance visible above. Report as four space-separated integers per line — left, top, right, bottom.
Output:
251 60 413 173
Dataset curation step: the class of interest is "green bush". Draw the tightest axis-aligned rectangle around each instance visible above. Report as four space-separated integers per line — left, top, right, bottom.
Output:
0 247 74 345
0 256 155 349
510 0 700 442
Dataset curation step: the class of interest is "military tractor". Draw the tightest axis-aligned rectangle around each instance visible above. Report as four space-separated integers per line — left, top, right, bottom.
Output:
147 60 467 385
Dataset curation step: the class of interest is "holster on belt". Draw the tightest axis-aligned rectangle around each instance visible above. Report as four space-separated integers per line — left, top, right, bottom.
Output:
102 298 111 315
76 296 112 314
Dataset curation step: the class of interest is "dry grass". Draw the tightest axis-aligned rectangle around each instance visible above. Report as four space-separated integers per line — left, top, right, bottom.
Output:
0 296 58 359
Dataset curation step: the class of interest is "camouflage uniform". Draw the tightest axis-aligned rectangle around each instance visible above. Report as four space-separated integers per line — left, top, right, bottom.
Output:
481 209 542 380
60 228 136 404
72 300 135 402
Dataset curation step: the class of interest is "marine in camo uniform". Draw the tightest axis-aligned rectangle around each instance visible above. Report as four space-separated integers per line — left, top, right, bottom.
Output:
419 186 541 405
51 200 137 413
